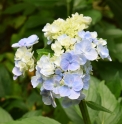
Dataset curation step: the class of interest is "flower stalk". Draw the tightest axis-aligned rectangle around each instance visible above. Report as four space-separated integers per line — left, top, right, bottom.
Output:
79 99 91 124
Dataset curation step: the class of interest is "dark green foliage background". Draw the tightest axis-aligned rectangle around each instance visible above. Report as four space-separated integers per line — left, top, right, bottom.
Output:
0 0 122 124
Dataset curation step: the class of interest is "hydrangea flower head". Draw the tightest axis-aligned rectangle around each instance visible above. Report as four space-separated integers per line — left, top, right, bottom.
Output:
12 35 39 80
60 52 80 71
59 73 83 99
12 13 111 108
42 13 92 40
31 13 111 107
12 35 39 48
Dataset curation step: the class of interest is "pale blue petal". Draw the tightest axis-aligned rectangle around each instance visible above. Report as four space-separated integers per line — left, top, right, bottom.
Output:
26 34 39 46
64 74 74 86
60 59 69 71
41 90 57 108
68 90 80 99
85 48 98 60
97 45 109 59
79 54 87 65
47 40 52 45
71 55 80 64
31 76 42 88
68 62 80 71
12 67 22 76
43 78 54 90
53 87 60 94
80 39 91 51
18 38 27 46
59 86 70 97
55 68 62 75
78 31 86 38
53 75 62 81
61 53 72 60
72 77 83 91
75 42 83 54
12 43 19 48
13 75 18 80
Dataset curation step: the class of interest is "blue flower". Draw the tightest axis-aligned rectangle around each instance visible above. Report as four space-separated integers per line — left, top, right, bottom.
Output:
60 52 80 71
78 30 97 41
31 71 43 88
97 45 112 61
12 67 22 80
41 89 57 108
53 68 63 81
78 31 92 40
12 35 39 48
59 73 83 99
43 77 61 94
75 39 98 61
79 54 87 65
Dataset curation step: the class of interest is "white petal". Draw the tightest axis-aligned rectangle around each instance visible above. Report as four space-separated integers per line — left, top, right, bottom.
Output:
68 90 80 99
85 49 98 61
12 43 19 48
26 35 39 46
12 67 22 76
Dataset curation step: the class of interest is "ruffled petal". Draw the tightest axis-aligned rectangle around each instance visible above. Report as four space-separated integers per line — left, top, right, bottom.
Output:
68 89 80 99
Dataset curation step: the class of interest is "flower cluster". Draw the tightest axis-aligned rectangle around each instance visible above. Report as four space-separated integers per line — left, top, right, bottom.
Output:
12 35 39 80
42 13 92 42
12 13 111 108
31 13 111 107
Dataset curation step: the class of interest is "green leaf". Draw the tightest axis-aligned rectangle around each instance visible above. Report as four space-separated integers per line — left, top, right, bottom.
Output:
105 29 122 38
37 48 53 55
84 76 122 123
62 105 84 124
107 0 122 28
83 76 101 123
37 48 54 59
12 16 26 29
23 0 59 6
21 110 42 119
25 15 53 29
53 102 71 124
74 0 87 10
106 72 121 99
3 3 27 14
59 99 84 124
0 64 13 97
23 4 36 15
0 54 4 62
26 91 43 110
97 81 122 124
5 100 28 111
10 27 25 46
4 116 61 124
113 43 122 62
86 101 112 113
3 61 13 73
0 107 13 123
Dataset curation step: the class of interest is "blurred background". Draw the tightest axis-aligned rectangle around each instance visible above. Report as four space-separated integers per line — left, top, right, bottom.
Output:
0 0 122 123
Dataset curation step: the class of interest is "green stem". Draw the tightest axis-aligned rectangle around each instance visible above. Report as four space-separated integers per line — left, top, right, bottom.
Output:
67 1 70 16
79 99 91 124
67 0 74 16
